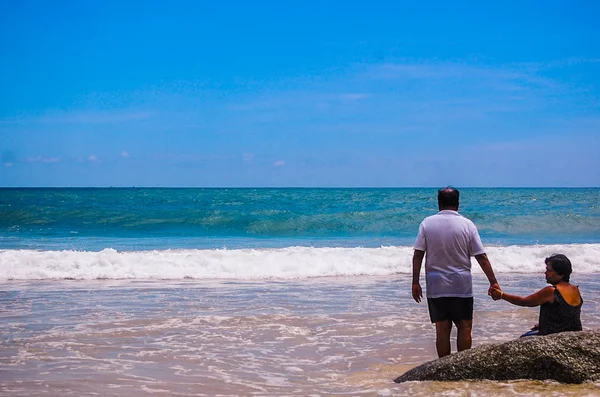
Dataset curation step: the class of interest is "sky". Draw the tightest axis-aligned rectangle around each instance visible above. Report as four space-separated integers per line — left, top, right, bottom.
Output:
1 0 599 187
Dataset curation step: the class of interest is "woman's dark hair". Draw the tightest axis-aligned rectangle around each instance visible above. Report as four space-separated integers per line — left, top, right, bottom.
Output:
438 187 459 208
545 254 572 282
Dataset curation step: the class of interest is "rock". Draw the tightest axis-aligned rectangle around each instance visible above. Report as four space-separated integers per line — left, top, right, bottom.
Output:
394 331 600 384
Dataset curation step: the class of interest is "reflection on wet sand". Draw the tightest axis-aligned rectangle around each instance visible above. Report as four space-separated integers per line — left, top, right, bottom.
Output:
1 274 599 396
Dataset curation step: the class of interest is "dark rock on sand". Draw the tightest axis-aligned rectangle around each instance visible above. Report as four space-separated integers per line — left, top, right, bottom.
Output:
394 330 600 384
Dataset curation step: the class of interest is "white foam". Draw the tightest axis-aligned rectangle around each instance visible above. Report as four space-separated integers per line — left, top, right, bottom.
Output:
0 244 598 280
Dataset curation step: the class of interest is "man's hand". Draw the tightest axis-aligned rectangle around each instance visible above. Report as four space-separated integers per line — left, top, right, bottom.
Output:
412 282 423 303
490 287 503 300
411 250 425 304
487 282 500 298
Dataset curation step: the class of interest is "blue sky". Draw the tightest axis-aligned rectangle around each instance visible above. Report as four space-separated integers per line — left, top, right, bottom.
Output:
1 0 599 187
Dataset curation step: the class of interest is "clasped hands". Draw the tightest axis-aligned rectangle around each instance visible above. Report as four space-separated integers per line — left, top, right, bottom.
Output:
488 283 503 300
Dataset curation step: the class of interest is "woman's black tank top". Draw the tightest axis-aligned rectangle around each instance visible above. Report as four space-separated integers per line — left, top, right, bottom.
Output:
538 285 582 335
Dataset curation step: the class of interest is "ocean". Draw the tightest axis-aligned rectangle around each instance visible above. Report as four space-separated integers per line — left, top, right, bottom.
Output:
1 188 599 396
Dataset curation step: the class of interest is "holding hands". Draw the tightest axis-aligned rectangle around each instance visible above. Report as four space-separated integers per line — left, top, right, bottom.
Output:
490 287 503 301
487 282 501 300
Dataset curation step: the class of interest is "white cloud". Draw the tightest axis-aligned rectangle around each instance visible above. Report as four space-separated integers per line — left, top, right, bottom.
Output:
0 111 153 126
338 93 369 101
121 151 130 158
366 62 558 91
88 155 99 162
3 162 13 167
243 153 254 162
273 160 285 167
25 156 60 163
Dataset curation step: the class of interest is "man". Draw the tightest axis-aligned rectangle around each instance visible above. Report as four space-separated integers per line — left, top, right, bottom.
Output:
412 187 499 358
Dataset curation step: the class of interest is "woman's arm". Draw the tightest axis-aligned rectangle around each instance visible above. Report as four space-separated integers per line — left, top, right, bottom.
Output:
492 286 555 307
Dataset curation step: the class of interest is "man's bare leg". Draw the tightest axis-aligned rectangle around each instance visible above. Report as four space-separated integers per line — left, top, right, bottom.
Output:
456 319 473 352
434 320 452 358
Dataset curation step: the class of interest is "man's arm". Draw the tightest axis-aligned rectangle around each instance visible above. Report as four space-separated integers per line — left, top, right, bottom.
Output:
474 253 500 296
412 249 425 303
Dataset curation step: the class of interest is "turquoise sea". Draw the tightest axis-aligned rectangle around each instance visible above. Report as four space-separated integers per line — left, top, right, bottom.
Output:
2 187 599 251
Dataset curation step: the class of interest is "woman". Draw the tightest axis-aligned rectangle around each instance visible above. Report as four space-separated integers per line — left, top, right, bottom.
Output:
491 254 582 336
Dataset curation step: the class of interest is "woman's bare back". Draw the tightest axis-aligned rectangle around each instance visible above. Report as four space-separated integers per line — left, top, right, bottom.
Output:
555 283 582 306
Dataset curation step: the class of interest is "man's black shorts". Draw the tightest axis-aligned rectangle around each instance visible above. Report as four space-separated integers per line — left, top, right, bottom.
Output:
427 297 474 324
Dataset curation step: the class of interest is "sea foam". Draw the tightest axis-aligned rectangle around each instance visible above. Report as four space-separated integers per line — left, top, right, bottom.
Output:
1 244 599 280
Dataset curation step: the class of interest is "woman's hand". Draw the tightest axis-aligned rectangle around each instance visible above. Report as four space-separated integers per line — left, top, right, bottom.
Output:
490 287 503 301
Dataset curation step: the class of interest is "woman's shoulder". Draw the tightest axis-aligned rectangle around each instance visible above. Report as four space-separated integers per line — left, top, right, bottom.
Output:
555 283 582 306
534 286 557 304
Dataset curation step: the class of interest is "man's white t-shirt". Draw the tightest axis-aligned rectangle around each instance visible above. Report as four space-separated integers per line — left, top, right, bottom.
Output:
414 210 486 298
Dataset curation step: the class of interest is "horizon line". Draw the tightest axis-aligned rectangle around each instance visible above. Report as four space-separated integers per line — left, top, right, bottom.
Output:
1 186 598 189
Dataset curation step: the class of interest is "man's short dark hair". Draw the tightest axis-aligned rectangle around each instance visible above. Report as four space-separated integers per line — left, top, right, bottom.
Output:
438 187 459 208
545 254 573 282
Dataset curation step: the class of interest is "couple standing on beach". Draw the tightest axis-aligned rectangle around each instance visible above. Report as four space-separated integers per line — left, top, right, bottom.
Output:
411 187 583 358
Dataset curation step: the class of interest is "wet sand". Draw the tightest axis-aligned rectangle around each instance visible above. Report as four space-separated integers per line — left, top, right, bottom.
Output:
1 274 599 396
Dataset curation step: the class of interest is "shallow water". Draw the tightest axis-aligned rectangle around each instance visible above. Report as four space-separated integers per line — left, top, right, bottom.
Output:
1 274 599 396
